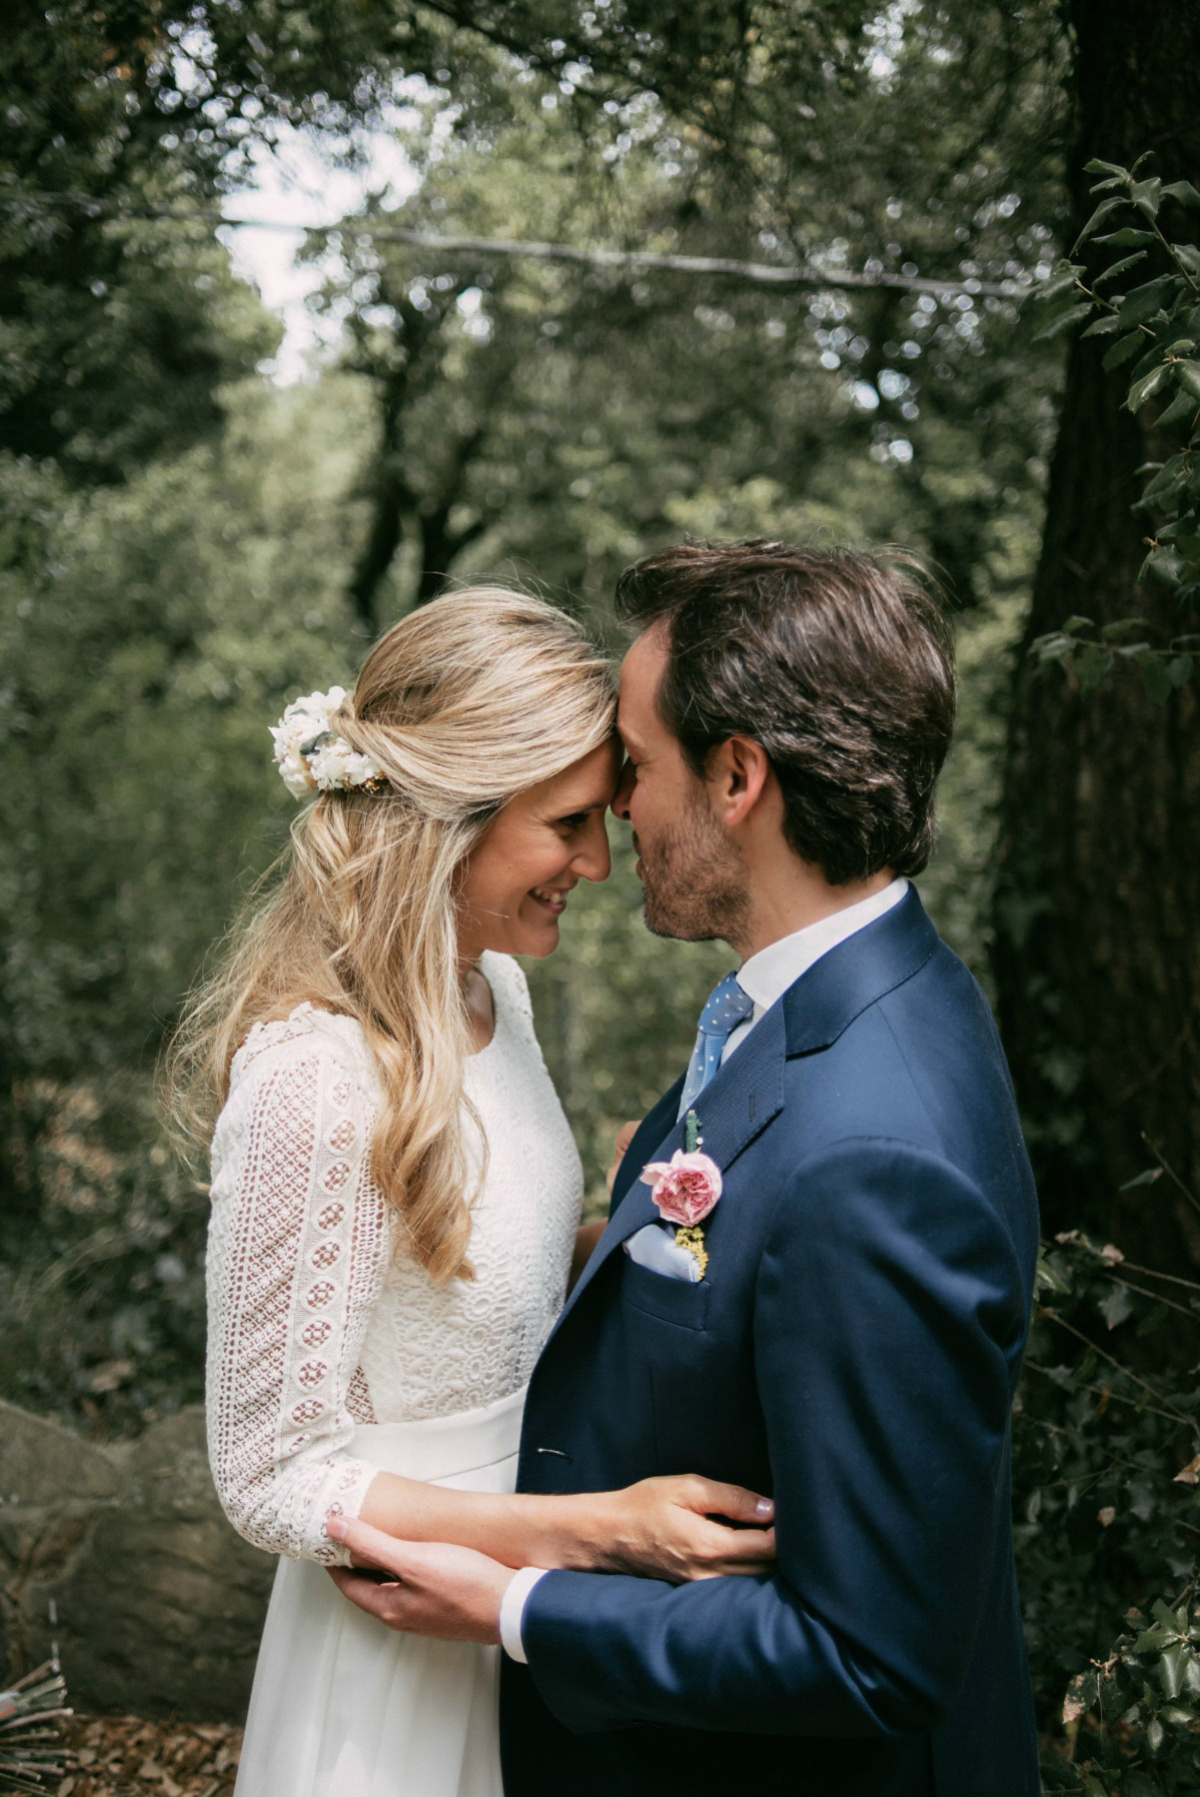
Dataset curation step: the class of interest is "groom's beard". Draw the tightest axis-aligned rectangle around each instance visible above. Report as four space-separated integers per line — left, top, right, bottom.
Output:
635 800 749 945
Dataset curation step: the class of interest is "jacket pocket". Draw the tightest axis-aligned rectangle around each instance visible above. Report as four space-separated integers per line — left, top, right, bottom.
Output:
619 1254 711 1331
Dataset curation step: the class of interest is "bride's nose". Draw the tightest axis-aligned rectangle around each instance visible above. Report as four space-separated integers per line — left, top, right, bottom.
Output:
574 812 612 884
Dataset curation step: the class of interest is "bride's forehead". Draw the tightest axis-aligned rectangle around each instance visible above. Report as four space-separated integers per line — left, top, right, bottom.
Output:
538 742 620 807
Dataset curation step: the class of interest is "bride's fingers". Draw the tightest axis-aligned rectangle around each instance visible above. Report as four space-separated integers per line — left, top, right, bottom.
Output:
327 1512 411 1574
688 1522 776 1579
704 1523 776 1562
681 1477 775 1525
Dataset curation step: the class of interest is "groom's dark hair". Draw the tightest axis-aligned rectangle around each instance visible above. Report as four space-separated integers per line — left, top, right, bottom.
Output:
614 539 956 886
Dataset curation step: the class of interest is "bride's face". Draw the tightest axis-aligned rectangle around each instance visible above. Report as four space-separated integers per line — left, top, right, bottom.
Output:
457 738 621 963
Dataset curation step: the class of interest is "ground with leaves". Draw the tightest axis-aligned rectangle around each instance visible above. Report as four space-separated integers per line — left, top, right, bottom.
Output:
53 1715 240 1797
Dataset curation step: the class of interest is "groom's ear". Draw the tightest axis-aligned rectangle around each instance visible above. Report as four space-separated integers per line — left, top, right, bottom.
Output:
707 735 773 827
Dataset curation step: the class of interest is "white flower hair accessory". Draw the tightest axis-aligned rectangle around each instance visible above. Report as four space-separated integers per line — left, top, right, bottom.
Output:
270 686 388 798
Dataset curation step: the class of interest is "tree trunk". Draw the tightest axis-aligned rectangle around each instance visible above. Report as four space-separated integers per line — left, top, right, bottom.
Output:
991 0 1200 1265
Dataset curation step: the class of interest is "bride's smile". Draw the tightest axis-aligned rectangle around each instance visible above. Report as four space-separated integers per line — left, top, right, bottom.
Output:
456 738 621 964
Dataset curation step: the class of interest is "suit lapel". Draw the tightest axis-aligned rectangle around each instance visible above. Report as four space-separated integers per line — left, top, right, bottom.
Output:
781 883 937 1054
546 1007 788 1340
545 888 939 1345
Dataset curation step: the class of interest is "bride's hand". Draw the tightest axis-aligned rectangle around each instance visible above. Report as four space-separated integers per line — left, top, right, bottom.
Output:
606 1120 640 1194
586 1475 776 1582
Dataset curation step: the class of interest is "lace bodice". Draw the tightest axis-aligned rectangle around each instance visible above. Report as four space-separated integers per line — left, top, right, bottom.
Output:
205 952 583 1564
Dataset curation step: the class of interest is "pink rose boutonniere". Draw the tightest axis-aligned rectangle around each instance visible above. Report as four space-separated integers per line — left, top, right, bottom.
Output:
639 1110 721 1277
639 1149 722 1225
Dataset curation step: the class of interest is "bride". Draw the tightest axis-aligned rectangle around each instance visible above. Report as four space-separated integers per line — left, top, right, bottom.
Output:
167 589 775 1797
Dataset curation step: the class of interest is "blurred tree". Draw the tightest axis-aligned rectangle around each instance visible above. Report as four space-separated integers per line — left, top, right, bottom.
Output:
991 0 1200 1263
0 1 280 480
314 10 1064 638
0 376 373 1227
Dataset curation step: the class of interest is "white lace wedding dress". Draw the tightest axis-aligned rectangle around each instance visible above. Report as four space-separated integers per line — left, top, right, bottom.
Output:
205 952 583 1797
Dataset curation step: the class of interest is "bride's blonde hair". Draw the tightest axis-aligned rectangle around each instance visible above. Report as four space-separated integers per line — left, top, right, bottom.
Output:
166 587 616 1284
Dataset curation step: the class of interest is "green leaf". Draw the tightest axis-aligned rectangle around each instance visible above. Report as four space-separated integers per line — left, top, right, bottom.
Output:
1118 277 1175 328
1151 386 1199 430
1138 454 1186 504
1161 179 1200 207
1131 177 1162 219
1151 1599 1188 1632
1103 332 1146 372
1031 632 1074 664
1175 243 1200 277
1093 251 1149 288
1126 363 1170 411
1145 1714 1165 1753
1073 196 1130 250
1040 263 1086 303
1094 227 1156 248
1075 644 1111 691
1085 158 1133 180
1082 313 1122 337
1077 1669 1101 1711
1158 1643 1191 1700
1138 654 1173 703
1062 615 1096 633
1099 1284 1134 1330
1140 546 1185 590
1101 617 1150 639
1120 1165 1163 1190
1035 1248 1073 1294
1167 654 1195 686
1177 360 1200 400
1135 1624 1179 1653
1033 303 1094 344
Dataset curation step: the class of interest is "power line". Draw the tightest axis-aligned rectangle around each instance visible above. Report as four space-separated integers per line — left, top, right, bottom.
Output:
2 192 1027 302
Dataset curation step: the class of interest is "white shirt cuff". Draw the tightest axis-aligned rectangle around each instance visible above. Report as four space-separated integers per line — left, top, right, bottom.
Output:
498 1565 551 1663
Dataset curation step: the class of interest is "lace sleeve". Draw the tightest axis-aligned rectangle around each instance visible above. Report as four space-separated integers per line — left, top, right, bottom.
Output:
205 1021 388 1564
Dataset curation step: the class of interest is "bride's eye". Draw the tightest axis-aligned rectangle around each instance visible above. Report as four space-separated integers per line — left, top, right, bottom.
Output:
557 812 589 831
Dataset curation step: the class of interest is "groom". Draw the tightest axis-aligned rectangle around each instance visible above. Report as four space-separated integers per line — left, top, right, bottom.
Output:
334 540 1041 1796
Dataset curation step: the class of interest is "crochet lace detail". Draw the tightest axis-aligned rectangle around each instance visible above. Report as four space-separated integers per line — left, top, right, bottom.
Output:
205 953 582 1564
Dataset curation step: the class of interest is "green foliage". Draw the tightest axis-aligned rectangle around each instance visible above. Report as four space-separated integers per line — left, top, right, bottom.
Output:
0 1073 209 1434
1014 1228 1200 1791
1046 1598 1200 1796
1033 160 1200 699
0 4 281 480
253 0 1065 630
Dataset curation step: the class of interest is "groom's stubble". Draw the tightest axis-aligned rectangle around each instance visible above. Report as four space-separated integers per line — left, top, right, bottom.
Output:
635 780 749 947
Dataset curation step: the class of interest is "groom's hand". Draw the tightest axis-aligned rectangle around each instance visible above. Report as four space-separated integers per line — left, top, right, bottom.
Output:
325 1514 511 1643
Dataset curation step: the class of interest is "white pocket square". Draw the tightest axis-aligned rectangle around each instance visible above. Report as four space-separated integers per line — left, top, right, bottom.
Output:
623 1221 703 1283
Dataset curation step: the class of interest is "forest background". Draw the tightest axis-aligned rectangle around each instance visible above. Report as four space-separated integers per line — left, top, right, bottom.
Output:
1 2 1198 1791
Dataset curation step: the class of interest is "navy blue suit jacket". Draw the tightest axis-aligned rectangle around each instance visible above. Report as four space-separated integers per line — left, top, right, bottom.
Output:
500 889 1041 1796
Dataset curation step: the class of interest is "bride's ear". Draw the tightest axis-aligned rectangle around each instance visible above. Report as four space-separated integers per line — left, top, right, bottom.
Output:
706 736 771 827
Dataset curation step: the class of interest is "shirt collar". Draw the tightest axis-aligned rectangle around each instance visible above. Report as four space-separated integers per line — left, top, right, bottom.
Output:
737 877 909 1015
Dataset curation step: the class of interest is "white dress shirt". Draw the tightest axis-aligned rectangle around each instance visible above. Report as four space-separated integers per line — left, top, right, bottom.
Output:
499 876 910 1662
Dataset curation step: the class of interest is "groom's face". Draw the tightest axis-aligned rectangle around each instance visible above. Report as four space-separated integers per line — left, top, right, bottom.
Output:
613 626 746 943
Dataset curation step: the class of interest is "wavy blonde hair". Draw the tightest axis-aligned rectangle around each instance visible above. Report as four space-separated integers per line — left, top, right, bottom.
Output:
166 587 616 1284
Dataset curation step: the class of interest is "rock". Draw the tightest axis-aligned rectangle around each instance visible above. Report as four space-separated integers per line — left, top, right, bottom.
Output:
0 1401 274 1721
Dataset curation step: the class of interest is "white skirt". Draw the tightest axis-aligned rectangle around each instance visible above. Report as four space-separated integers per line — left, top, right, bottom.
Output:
234 1387 525 1797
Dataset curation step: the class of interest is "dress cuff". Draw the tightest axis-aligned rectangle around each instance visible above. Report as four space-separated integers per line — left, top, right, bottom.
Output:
498 1565 551 1663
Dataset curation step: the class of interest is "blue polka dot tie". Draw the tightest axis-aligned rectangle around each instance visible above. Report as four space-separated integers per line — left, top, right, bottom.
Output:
677 972 755 1120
